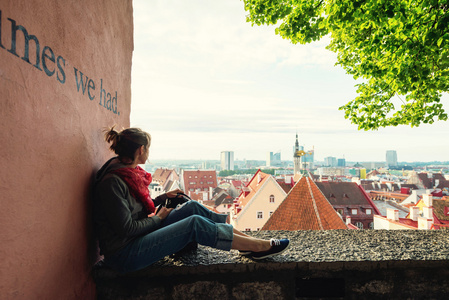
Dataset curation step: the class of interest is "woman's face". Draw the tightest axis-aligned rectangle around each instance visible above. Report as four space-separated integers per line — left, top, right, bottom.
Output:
139 144 150 164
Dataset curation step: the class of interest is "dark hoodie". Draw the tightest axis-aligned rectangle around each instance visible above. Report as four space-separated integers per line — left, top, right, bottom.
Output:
93 157 167 257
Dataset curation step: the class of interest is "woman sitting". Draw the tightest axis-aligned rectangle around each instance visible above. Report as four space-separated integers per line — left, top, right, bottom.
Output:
93 126 289 273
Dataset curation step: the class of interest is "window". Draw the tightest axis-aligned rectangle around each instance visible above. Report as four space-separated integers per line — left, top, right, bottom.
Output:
189 181 196 185
369 222 374 229
245 228 251 232
366 208 372 215
200 181 203 184
337 209 344 216
356 222 363 229
351 209 357 215
256 228 260 231
269 211 274 217
257 211 263 219
269 195 275 203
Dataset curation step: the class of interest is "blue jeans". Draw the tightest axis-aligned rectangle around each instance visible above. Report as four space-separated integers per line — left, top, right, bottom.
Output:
104 201 233 273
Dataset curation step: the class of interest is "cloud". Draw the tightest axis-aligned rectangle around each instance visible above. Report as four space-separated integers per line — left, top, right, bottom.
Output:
133 0 337 74
131 0 449 162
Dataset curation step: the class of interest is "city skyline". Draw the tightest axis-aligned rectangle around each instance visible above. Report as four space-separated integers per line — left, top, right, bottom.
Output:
130 0 449 162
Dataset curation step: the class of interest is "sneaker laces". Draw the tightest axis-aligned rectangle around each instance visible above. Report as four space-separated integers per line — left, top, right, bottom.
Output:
270 238 280 246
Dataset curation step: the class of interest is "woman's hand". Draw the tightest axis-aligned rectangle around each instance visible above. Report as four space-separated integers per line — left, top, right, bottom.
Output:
166 189 184 198
156 207 173 220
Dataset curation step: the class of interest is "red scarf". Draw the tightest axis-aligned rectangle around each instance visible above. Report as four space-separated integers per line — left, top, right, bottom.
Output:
110 166 155 213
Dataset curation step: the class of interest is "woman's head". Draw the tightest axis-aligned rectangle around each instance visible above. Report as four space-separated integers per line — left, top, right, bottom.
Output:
104 126 151 164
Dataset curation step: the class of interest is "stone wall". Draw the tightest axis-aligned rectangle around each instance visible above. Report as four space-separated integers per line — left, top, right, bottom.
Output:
0 1 133 299
93 230 449 299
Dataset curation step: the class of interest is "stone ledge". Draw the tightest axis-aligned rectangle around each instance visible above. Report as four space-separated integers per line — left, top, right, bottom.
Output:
93 230 449 299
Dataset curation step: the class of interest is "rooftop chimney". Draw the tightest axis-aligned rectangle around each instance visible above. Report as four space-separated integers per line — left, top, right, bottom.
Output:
422 206 434 221
418 216 433 230
346 216 352 225
387 208 399 221
423 194 433 207
410 206 420 221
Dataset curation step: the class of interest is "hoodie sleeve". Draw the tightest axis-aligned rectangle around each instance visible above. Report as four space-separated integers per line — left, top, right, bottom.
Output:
97 176 161 238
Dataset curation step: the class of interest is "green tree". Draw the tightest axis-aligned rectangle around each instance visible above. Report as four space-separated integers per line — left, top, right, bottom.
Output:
243 0 449 129
218 170 236 176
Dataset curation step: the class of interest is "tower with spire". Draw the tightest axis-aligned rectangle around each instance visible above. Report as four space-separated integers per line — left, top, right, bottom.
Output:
293 133 305 174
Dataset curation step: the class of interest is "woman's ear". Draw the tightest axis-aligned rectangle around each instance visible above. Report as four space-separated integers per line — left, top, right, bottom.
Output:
139 145 145 155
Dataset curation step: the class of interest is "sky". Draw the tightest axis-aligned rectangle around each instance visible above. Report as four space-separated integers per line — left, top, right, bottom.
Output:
130 0 449 163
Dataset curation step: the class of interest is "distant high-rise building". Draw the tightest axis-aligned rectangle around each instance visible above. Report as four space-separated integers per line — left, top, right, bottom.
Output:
337 158 346 167
303 149 314 169
221 151 234 171
324 156 337 167
386 150 398 167
266 151 281 167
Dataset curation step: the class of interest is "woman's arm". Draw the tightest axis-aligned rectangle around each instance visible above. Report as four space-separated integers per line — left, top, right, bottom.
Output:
97 176 162 237
153 188 185 206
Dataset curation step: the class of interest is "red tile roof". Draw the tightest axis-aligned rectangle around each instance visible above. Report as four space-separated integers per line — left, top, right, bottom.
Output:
231 180 243 187
276 179 294 194
361 181 375 191
235 170 271 209
397 218 418 228
183 170 217 193
434 174 446 181
262 176 347 230
433 199 449 222
315 181 375 207
418 173 433 189
153 168 178 186
434 174 449 189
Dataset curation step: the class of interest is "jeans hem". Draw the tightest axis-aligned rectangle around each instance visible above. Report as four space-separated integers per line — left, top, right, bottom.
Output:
215 223 233 251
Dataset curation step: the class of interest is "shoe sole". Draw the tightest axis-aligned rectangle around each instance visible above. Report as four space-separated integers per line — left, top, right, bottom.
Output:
239 251 252 256
251 243 290 260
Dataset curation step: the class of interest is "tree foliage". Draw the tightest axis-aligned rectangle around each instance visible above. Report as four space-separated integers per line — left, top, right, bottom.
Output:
243 0 449 129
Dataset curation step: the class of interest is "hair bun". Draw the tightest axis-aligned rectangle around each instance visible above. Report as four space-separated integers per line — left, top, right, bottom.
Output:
104 126 120 152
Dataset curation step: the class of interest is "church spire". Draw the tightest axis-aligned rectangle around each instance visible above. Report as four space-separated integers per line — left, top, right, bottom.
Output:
295 132 299 151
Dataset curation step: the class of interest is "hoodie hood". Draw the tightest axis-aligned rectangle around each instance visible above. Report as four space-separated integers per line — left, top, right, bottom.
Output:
94 157 127 184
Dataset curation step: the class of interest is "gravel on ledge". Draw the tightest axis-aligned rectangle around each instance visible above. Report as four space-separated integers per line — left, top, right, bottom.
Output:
149 230 449 267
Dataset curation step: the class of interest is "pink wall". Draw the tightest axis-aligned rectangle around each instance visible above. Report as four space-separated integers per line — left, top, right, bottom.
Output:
0 1 133 299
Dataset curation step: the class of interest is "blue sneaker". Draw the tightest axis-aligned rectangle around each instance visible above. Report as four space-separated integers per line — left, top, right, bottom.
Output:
251 238 290 260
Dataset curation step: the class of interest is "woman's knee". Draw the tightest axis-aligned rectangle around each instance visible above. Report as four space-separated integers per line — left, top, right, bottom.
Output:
177 200 204 214
185 200 202 209
185 214 203 224
184 215 212 231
